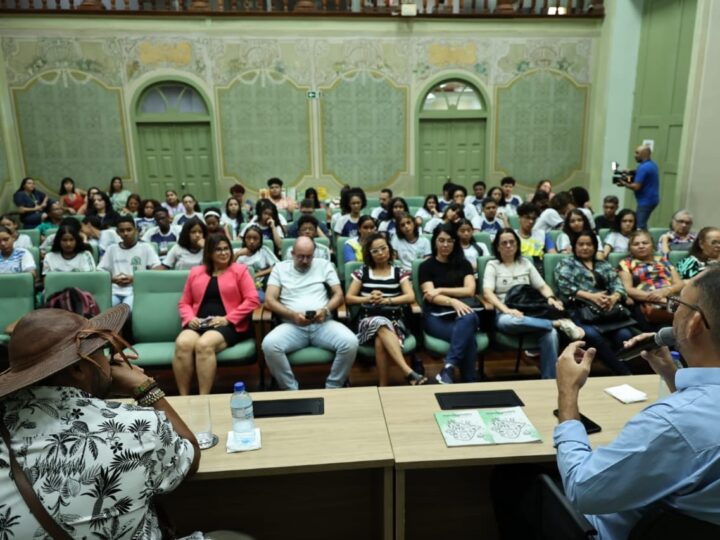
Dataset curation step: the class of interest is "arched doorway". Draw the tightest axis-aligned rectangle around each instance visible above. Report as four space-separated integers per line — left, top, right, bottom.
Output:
418 79 488 195
135 82 216 201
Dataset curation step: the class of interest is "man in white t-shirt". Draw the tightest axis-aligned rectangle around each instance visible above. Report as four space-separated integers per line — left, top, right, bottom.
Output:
262 237 358 390
98 216 163 309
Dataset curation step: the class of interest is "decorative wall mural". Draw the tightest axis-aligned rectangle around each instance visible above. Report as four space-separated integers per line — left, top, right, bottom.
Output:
496 69 587 183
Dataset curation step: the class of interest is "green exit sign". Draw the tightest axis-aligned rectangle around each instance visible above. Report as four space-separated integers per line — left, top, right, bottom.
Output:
307 91 320 99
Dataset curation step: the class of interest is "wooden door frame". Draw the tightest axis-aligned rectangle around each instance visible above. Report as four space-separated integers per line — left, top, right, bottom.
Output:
131 76 217 200
415 75 491 194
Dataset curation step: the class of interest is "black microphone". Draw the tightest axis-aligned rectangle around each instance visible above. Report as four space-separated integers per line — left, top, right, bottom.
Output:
617 327 676 361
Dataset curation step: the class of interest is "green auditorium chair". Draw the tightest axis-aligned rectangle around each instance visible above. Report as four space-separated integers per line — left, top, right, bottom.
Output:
199 200 223 212
44 271 113 311
0 273 35 347
18 228 40 246
668 250 689 267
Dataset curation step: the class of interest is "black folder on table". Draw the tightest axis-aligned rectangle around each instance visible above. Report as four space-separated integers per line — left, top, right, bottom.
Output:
253 398 325 418
435 390 524 410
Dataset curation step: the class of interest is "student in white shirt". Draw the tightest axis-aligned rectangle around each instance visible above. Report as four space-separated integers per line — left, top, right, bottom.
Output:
456 219 489 271
414 194 442 227
235 224 279 302
532 191 576 235
240 199 285 251
423 202 465 235
391 213 431 271
42 225 96 275
500 176 523 211
378 197 410 242
451 185 481 222
603 208 637 258
171 193 204 228
556 209 604 259
0 225 36 277
0 214 32 250
282 216 331 262
164 218 206 270
476 198 503 240
98 215 162 308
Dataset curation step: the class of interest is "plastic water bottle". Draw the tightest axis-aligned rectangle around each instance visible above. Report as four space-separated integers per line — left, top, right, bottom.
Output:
230 382 255 445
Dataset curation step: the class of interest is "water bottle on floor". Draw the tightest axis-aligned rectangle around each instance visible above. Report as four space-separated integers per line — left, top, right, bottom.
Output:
230 382 256 445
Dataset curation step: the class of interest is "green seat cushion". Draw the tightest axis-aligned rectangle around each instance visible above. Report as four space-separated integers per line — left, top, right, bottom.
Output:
127 343 175 367
358 334 417 358
217 340 256 365
423 332 489 356
0 334 10 345
287 347 335 366
493 332 541 350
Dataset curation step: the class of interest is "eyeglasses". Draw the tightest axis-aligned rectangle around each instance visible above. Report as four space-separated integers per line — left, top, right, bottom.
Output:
667 296 710 329
370 245 389 255
437 238 455 245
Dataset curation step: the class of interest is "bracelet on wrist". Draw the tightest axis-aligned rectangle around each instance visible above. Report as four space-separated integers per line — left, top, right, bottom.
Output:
132 378 158 400
137 386 165 407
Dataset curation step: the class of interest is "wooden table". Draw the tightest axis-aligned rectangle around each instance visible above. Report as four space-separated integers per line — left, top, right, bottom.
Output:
164 387 394 540
379 375 660 540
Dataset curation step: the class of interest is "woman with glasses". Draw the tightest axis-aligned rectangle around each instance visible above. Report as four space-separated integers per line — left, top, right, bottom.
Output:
658 209 696 255
345 233 426 386
677 227 720 280
483 228 584 379
619 230 685 331
419 224 481 384
174 234 260 395
554 231 634 375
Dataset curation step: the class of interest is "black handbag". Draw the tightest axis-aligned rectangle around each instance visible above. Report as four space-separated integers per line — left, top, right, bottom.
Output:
571 297 636 332
504 285 566 320
358 303 406 322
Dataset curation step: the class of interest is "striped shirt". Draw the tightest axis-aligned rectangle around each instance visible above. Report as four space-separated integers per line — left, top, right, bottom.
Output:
351 265 410 300
0 248 35 274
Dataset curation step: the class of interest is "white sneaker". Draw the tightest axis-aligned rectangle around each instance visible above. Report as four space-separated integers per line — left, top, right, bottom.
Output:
557 319 585 341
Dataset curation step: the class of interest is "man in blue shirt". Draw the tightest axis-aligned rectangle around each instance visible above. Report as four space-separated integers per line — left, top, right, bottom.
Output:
555 268 720 539
620 145 660 229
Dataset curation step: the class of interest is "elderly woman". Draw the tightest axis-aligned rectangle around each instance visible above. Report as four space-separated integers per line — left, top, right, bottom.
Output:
677 227 720 280
658 209 696 255
174 233 260 394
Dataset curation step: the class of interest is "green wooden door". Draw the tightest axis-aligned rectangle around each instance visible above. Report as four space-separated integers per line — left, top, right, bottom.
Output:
419 119 486 194
137 123 216 201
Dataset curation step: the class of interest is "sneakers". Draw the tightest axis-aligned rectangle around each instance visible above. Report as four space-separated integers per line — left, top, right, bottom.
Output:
557 319 585 341
435 366 454 385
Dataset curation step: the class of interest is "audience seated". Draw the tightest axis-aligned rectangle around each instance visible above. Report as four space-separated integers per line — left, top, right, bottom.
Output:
568 186 596 230
333 187 367 238
98 215 162 308
0 214 32 250
283 216 331 261
419 224 481 384
121 193 141 217
235 224 279 301
370 188 393 221
658 209 696 255
162 189 183 218
514 202 548 273
87 191 120 229
141 208 178 258
677 226 720 279
135 198 160 235
58 176 87 215
344 215 377 264
222 196 245 240
0 225 36 277
174 234 260 395
533 190 575 235
619 230 684 331
241 199 285 250
81 215 121 256
345 233 425 386
172 193 204 228
164 218 207 270
391 212 430 271
13 177 48 229
423 201 465 234
483 228 583 379
204 207 232 238
457 219 489 271
108 176 131 212
378 197 410 241
500 176 522 215
262 237 358 390
602 208 636 257
266 177 295 216
451 185 480 221
594 194 619 230
554 231 633 375
42 224 95 275
438 181 455 212
556 209 604 259
475 197 503 238
414 194 441 226
288 199 330 238
465 180 487 213
36 200 64 241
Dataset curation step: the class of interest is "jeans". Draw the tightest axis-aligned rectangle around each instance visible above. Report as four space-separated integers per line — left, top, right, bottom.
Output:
575 323 633 375
112 293 133 309
423 310 479 382
262 320 358 390
636 204 657 230
495 313 559 379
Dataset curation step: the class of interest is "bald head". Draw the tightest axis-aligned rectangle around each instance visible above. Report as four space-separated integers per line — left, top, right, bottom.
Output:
634 145 652 163
292 236 315 272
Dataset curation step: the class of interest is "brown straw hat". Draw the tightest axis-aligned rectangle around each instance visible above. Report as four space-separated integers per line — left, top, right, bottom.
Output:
0 304 130 398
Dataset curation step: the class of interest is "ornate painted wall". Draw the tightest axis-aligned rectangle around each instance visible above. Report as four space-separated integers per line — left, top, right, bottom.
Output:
0 23 599 203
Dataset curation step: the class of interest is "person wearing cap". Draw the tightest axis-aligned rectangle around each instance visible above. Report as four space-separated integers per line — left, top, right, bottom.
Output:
266 177 296 214
0 304 200 538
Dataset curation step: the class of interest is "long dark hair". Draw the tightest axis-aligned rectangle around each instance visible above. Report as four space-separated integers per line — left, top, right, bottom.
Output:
255 199 281 228
423 194 439 213
304 187 321 208
611 208 637 234
178 217 207 251
430 223 465 265
108 176 124 194
58 177 76 196
50 224 90 255
203 233 232 275
562 209 594 246
571 230 599 261
442 202 465 222
16 177 34 193
87 192 119 227
225 196 244 236
341 188 367 214
395 212 419 241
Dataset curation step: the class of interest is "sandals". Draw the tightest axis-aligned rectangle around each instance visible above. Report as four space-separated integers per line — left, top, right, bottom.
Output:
406 370 428 386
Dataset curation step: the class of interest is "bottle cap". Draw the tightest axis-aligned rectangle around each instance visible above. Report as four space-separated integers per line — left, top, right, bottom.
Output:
233 381 245 392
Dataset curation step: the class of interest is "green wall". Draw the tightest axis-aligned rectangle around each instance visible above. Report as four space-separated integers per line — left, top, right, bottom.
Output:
629 0 697 226
0 17 603 208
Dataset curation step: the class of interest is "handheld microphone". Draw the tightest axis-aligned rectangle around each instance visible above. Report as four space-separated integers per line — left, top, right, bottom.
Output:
617 327 676 361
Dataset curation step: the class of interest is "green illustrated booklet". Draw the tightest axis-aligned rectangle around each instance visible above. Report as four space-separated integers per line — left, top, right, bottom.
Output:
434 407 542 447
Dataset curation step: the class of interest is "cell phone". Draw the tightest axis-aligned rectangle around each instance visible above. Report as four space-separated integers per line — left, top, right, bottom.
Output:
305 310 317 320
553 409 601 434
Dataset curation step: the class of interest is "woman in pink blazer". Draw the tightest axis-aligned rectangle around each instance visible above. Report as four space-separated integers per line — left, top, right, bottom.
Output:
174 233 260 394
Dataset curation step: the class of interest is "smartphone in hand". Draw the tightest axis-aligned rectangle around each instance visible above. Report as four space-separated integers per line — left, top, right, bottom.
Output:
553 409 602 434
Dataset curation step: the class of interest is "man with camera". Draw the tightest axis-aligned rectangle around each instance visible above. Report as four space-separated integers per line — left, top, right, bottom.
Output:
615 144 660 229
262 237 358 390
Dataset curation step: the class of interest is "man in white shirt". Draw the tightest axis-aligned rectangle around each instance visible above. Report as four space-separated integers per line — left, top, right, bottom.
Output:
98 215 163 309
262 237 358 390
